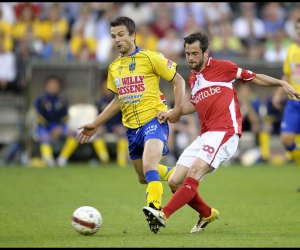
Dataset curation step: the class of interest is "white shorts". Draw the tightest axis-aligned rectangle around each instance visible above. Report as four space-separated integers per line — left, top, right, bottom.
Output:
176 131 239 171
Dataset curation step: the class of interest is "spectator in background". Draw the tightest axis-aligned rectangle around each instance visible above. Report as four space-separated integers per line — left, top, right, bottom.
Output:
13 24 43 93
156 28 183 61
40 3 68 44
263 29 292 63
95 4 121 62
232 2 266 59
261 2 286 40
69 3 97 61
42 29 73 61
14 2 42 21
284 7 300 42
135 23 158 52
119 3 154 27
202 2 232 38
209 24 243 59
11 3 43 43
73 41 96 62
0 2 16 25
93 74 128 167
0 8 13 52
0 37 16 93
34 76 79 167
151 6 176 39
172 2 206 36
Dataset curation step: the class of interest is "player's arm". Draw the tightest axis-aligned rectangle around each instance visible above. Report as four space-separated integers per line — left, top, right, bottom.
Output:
157 99 196 124
249 74 300 100
76 95 121 144
167 72 185 123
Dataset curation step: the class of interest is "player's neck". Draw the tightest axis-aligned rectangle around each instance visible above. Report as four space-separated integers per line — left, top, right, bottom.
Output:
122 45 137 57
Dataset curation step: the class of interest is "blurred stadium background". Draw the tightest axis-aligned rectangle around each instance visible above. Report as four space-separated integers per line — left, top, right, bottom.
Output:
0 2 298 167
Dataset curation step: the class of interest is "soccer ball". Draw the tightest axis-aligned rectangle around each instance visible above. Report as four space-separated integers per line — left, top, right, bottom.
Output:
71 206 102 235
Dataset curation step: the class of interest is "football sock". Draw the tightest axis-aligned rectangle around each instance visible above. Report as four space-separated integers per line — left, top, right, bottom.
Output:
40 143 55 167
145 170 163 209
116 138 128 168
187 193 211 218
286 143 300 166
163 177 199 219
92 138 110 163
295 134 300 147
158 164 175 181
60 136 79 159
40 143 53 158
258 131 270 161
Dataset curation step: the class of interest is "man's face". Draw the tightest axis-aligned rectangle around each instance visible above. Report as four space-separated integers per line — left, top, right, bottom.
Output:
110 25 135 56
185 41 207 72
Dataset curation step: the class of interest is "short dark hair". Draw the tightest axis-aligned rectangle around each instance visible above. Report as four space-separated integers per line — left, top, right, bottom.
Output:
110 16 136 36
44 75 64 89
183 30 210 53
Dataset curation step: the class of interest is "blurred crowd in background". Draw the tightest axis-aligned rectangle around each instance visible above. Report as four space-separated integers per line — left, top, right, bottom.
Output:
0 2 299 167
0 2 299 94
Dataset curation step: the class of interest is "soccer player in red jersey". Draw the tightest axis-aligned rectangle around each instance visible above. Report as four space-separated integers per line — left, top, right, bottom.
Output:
142 30 300 234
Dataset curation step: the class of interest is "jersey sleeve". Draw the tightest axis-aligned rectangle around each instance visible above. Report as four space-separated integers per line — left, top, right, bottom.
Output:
236 68 257 84
149 52 178 82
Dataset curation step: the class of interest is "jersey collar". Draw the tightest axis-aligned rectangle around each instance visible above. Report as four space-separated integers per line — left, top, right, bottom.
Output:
121 46 140 57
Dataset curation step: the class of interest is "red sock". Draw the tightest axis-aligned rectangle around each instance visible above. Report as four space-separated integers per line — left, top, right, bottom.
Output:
188 192 211 218
163 177 199 218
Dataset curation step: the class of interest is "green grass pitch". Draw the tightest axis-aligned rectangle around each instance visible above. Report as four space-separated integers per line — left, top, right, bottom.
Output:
0 162 300 247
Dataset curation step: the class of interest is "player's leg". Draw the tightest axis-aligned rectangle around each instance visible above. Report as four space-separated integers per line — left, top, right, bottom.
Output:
92 138 110 163
37 125 55 167
57 126 79 167
280 101 300 166
143 132 239 232
116 137 128 167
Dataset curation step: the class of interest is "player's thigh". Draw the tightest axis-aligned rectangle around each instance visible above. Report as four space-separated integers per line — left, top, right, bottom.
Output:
143 138 164 172
131 158 147 184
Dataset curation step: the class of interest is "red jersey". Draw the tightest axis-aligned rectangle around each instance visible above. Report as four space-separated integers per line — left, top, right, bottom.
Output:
188 57 256 137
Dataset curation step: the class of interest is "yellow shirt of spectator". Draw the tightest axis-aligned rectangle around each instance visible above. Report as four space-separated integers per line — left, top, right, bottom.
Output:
107 46 177 129
0 21 13 52
40 19 68 43
12 21 43 41
283 43 300 98
70 36 97 55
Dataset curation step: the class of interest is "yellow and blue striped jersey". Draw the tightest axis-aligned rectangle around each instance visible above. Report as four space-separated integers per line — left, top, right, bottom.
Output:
283 43 300 98
107 47 177 129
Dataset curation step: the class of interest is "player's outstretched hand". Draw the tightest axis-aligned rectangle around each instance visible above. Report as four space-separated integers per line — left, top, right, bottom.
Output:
76 123 98 144
283 83 300 100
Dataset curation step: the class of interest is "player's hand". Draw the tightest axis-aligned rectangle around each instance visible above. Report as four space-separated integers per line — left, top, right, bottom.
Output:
167 108 182 123
76 123 98 144
282 83 300 100
157 110 169 124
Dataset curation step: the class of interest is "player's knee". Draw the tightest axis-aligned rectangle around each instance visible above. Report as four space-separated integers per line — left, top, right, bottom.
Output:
280 133 294 147
168 178 181 193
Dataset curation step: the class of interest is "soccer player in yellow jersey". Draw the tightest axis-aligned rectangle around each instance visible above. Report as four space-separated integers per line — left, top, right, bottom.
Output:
76 16 185 232
272 18 300 190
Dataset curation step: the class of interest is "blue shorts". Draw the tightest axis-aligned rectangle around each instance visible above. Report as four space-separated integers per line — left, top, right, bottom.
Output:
281 100 300 134
36 122 68 143
126 117 169 160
